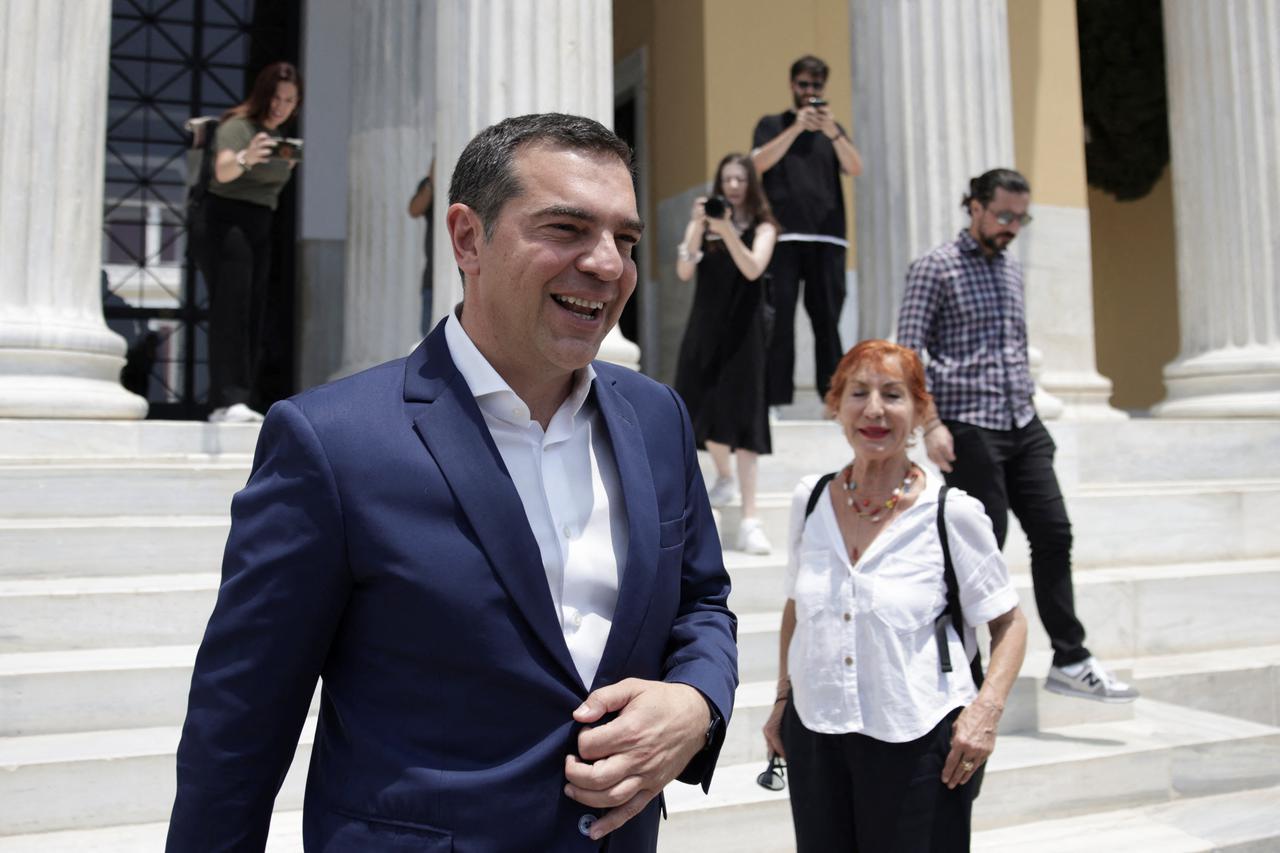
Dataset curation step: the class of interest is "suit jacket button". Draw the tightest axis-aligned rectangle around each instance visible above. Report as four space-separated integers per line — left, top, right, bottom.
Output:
578 814 597 837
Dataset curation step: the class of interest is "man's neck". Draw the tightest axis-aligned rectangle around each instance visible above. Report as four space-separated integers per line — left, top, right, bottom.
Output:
458 310 575 429
968 225 998 258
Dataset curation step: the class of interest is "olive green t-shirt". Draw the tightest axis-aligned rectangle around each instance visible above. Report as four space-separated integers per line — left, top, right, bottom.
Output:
208 116 295 211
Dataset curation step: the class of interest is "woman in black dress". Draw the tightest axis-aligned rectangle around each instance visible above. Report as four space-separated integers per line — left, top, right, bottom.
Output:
674 153 779 554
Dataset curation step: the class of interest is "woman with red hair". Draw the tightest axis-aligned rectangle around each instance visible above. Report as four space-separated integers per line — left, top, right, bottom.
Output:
762 340 1027 851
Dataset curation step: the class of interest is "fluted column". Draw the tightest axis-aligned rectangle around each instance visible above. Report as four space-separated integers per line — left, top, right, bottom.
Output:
433 0 639 370
332 0 435 380
1153 0 1280 417
850 0 1016 341
0 0 146 418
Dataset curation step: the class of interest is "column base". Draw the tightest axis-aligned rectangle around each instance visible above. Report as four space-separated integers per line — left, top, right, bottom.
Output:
1039 370 1128 421
0 324 148 419
1154 347 1280 418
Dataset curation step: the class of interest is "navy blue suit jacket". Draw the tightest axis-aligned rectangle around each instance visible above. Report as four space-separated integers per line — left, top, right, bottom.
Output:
167 322 738 852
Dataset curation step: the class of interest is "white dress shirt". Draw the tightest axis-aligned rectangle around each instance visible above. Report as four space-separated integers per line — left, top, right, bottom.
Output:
784 474 1018 742
445 313 628 688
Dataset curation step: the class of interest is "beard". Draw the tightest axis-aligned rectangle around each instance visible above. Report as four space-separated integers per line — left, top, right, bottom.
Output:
979 231 1015 254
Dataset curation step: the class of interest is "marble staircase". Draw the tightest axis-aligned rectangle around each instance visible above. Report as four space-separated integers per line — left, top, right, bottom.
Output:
0 418 1278 850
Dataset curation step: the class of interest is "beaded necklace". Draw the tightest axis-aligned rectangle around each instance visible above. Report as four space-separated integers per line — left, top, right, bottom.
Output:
841 462 918 523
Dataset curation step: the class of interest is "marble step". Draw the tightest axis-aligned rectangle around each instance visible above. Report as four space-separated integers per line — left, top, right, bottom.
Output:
714 478 1280 572
972 784 1280 852
0 516 229 579
0 419 260 461
0 718 313 836
657 700 1280 851
0 463 249 518
698 418 1280 494
0 573 218 653
734 558 1280 682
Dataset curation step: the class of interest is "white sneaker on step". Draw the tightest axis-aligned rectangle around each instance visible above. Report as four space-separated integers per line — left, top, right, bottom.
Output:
215 403 265 424
737 518 772 555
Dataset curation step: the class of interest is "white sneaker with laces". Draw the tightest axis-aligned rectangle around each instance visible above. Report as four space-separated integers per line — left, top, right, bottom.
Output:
737 518 772 555
219 403 265 424
1044 656 1139 703
706 476 739 508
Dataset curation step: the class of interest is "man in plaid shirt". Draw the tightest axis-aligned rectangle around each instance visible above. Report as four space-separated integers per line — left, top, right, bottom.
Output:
897 168 1137 703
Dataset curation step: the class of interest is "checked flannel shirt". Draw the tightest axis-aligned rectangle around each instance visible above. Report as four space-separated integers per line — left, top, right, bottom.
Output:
897 230 1037 430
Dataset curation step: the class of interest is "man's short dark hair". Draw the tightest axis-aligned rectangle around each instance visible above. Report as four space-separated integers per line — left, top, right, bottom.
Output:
449 113 634 239
790 55 829 81
962 168 1031 210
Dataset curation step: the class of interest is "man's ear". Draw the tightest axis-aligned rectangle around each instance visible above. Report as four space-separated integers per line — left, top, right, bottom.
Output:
447 202 485 278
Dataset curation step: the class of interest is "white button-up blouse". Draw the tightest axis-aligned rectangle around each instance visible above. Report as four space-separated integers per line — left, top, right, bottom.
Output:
784 473 1018 743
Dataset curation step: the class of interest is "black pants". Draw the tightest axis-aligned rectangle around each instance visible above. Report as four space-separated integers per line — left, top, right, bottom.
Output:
781 700 973 852
765 241 846 406
198 195 274 409
944 416 1089 667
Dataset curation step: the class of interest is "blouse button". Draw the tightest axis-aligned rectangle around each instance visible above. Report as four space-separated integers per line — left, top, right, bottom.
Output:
844 656 853 666
843 612 852 622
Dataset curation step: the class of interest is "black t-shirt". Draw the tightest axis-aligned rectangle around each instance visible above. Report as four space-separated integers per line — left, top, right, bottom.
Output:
752 111 846 239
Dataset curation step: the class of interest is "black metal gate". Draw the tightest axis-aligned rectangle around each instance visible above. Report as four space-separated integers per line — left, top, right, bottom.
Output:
102 0 299 419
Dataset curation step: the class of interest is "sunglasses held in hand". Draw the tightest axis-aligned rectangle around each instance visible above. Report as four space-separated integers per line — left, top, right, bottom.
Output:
756 753 786 791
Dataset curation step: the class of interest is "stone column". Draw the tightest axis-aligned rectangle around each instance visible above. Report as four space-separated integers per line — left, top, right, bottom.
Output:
332 0 435 380
1153 0 1280 417
432 0 640 370
850 0 1017 341
0 0 147 418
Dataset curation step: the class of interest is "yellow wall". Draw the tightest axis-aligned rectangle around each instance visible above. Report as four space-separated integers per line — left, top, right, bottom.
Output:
1006 0 1178 408
1007 0 1088 208
1088 172 1180 410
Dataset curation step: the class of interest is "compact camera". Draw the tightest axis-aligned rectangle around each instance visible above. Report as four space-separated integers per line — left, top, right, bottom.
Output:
807 97 828 108
703 195 733 219
273 138 304 161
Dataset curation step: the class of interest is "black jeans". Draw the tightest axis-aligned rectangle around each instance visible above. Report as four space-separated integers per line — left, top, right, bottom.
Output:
944 416 1090 667
198 195 275 409
765 241 846 406
781 699 973 852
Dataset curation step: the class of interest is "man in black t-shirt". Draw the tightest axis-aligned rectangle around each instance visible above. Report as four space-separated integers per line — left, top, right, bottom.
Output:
752 55 863 405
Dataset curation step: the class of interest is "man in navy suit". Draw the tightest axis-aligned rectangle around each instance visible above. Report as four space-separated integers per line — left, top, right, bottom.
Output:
167 113 738 851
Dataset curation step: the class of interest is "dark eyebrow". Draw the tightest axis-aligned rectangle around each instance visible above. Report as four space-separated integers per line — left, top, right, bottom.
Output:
535 204 645 235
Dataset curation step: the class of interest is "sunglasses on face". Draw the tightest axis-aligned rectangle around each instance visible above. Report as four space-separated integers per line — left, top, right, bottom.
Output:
990 209 1034 227
794 80 825 91
756 753 787 791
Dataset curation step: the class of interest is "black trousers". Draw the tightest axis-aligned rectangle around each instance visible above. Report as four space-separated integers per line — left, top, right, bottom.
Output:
198 195 275 409
944 416 1090 667
765 241 846 406
781 699 973 852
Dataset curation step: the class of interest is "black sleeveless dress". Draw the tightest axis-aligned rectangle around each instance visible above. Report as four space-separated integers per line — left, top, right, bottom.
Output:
673 224 772 455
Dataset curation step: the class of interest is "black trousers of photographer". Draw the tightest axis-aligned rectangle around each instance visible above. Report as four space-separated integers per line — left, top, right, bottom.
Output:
765 240 846 406
781 699 973 852
199 194 274 409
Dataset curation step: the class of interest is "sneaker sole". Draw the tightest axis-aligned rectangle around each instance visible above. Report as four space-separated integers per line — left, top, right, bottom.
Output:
1042 679 1139 704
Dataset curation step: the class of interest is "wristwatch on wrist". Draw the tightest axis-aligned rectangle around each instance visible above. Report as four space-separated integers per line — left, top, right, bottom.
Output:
236 149 250 170
702 698 724 751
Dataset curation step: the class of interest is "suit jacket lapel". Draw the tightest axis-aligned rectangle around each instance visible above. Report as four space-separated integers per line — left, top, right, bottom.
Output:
591 373 660 690
406 325 582 690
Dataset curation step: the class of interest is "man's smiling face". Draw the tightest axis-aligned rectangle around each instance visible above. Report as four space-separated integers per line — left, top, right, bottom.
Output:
459 143 642 385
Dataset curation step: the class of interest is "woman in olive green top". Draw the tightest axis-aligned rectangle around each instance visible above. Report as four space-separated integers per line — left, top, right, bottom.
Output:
197 61 302 423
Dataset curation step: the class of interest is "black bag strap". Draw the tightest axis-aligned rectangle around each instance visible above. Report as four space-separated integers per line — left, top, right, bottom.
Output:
804 472 838 522
935 486 985 687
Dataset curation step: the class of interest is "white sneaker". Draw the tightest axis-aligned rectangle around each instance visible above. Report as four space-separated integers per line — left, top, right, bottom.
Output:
218 403 265 424
706 476 740 508
737 518 772 555
207 407 229 423
1045 657 1139 703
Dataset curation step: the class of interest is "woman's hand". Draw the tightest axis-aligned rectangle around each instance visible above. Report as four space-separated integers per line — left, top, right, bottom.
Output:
690 196 708 223
762 698 787 759
703 209 734 238
243 132 278 168
941 696 1001 789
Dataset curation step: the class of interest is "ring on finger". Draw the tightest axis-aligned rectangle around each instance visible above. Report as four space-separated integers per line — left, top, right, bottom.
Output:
960 759 975 772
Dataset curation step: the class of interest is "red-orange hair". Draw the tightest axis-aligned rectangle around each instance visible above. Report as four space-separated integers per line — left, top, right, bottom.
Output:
824 339 932 417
